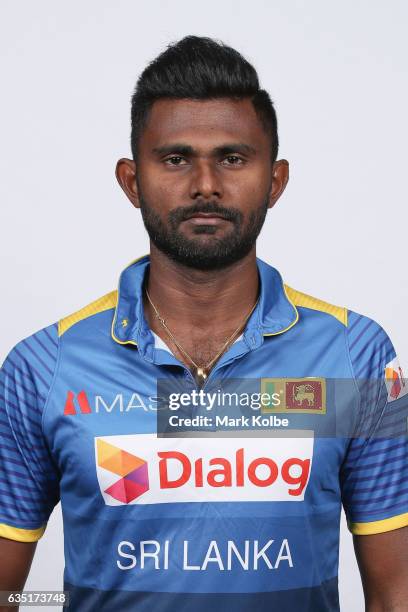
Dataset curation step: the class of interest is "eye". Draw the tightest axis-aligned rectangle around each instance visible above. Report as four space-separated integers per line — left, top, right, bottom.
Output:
164 156 188 166
221 155 245 166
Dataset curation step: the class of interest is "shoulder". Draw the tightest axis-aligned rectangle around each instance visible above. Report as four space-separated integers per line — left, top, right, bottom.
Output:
1 321 60 407
285 284 392 339
345 309 396 379
284 285 347 326
58 289 118 337
2 289 118 386
285 284 396 377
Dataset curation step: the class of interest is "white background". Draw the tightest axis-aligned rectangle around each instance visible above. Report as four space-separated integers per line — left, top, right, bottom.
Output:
0 1 407 610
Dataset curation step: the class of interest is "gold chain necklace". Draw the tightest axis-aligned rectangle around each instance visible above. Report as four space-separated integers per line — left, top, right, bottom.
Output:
145 287 258 385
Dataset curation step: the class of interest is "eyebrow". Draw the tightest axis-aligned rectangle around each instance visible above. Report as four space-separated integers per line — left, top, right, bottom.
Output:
151 142 257 157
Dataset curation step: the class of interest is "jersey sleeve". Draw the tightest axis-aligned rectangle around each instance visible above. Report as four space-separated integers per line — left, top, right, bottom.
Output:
341 310 408 535
0 324 61 542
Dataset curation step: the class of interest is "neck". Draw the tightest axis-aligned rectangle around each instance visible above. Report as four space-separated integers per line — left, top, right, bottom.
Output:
145 245 259 329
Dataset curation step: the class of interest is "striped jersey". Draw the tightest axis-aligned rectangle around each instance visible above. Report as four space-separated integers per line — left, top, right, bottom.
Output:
1 255 407 611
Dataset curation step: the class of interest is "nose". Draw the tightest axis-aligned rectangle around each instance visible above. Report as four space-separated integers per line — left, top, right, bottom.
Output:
189 160 223 200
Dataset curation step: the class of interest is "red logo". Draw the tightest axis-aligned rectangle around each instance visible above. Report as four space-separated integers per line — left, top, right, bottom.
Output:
64 390 92 415
157 449 310 497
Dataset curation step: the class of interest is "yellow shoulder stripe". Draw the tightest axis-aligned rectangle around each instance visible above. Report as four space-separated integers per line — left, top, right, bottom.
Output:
58 290 118 337
349 512 408 535
0 522 46 542
284 285 347 327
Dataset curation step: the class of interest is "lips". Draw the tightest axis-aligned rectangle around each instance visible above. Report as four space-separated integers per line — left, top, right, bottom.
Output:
185 212 230 226
187 212 226 220
185 212 232 225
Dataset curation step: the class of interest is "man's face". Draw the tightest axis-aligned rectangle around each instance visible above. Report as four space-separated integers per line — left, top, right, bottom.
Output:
118 98 287 270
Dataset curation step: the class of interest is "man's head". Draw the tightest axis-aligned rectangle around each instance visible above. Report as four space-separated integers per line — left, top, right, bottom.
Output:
116 35 289 270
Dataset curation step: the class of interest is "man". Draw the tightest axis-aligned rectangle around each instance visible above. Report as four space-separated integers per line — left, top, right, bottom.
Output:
0 35 407 611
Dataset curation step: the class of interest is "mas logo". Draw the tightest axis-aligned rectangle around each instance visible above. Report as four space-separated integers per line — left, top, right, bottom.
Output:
260 378 326 414
63 390 159 415
95 434 314 506
63 390 92 415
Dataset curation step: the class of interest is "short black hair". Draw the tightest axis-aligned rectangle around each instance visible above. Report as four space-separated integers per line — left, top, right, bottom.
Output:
130 35 279 162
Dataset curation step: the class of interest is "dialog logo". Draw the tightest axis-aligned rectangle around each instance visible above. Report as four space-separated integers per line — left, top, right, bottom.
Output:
96 439 149 503
95 434 313 506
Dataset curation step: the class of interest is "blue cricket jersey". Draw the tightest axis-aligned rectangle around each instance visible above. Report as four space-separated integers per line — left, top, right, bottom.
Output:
1 255 407 611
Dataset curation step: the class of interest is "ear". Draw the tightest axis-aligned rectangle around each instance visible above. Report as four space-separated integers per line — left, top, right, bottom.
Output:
267 159 289 209
115 158 141 209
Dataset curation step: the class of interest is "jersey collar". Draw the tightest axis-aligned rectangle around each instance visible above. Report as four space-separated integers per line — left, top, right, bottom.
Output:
255 258 299 336
111 254 298 347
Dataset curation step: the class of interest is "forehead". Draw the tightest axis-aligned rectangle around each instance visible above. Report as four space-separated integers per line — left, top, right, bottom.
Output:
140 98 270 150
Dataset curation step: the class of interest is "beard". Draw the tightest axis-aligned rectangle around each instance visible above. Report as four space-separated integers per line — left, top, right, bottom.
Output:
137 188 271 272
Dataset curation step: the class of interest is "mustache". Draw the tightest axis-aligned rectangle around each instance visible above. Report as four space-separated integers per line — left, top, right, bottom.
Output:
169 201 243 225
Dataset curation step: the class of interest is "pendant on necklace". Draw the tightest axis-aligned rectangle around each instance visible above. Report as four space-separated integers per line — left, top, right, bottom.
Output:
196 367 207 383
